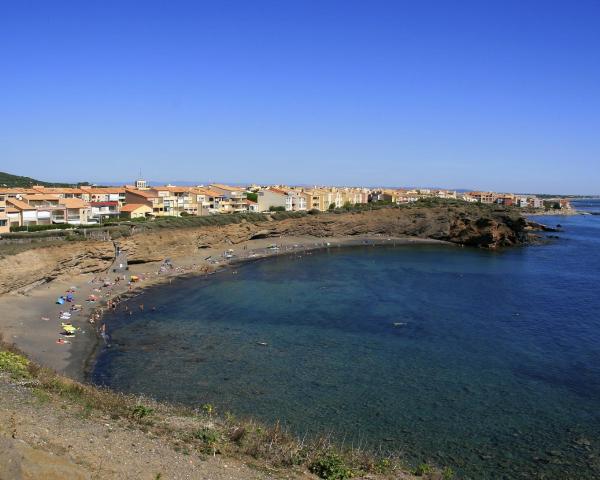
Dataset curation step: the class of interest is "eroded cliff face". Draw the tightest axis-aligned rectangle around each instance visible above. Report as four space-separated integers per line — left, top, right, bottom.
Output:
0 206 534 294
0 241 115 295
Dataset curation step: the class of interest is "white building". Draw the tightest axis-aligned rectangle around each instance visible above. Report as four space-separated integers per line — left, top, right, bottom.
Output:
256 189 288 212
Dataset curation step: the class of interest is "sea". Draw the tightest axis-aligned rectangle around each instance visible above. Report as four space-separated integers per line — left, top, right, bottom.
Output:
91 199 600 479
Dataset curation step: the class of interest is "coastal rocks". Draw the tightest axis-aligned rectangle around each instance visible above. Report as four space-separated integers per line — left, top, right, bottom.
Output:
0 241 114 295
249 229 274 240
0 205 537 294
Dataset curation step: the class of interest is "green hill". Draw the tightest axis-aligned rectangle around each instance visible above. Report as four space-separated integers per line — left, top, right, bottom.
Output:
0 171 88 188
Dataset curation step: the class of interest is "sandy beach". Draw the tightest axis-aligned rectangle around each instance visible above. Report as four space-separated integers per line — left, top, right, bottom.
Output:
0 234 448 381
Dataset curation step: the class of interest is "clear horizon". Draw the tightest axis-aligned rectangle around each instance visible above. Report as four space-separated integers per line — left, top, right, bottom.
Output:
1 1 599 194
5 171 598 196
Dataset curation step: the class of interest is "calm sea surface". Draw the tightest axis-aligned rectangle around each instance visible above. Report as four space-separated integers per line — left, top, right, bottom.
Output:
92 200 600 479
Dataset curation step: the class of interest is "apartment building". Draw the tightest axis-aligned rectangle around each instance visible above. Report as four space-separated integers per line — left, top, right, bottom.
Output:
152 186 194 216
209 184 248 213
0 191 8 233
289 191 307 211
256 189 288 211
339 188 367 206
245 199 259 212
528 197 544 209
30 186 87 200
467 192 496 203
80 187 126 205
125 189 165 216
6 198 38 226
370 189 398 203
396 189 420 203
89 201 120 220
495 195 515 206
303 190 327 211
120 204 153 218
190 188 219 214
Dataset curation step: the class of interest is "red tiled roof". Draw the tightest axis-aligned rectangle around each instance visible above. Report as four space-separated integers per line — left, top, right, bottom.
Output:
268 188 289 196
121 203 151 212
126 189 159 198
7 198 36 210
81 187 126 194
90 201 119 207
59 198 88 209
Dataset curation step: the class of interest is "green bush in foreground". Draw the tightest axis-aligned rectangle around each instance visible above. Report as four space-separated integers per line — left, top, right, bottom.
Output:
0 350 31 379
309 453 355 479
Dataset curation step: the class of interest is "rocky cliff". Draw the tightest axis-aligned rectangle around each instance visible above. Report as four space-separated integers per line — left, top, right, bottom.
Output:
0 205 536 295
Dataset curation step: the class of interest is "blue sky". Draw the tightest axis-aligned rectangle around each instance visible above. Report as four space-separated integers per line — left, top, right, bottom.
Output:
1 0 599 193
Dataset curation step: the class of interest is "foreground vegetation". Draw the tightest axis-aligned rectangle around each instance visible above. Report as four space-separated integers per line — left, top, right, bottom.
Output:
0 339 453 479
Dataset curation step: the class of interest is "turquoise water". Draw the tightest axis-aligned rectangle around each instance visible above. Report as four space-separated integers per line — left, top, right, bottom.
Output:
92 204 600 479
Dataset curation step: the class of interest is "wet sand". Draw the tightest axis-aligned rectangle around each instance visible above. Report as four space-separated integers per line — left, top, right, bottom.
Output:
0 234 448 381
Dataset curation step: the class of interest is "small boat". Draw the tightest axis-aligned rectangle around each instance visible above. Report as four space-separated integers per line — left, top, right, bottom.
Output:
256 342 268 346
392 322 406 327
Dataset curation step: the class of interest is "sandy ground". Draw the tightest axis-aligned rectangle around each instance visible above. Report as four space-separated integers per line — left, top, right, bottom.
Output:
0 234 447 381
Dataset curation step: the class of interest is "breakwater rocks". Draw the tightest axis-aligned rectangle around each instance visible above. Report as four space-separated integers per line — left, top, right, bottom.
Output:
0 205 538 294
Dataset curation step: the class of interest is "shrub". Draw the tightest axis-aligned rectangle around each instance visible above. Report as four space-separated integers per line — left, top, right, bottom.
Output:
442 466 455 479
193 427 220 445
0 350 31 379
131 404 154 419
309 453 354 480
414 463 433 476
10 223 74 233
271 211 307 220
269 206 286 212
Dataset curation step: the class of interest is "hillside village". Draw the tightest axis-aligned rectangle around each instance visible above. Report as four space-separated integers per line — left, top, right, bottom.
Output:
0 180 572 233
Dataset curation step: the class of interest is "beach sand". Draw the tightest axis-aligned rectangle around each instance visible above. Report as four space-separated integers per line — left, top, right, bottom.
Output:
0 234 448 381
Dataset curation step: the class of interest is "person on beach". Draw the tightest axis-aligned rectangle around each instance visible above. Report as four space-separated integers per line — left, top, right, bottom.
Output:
100 323 109 344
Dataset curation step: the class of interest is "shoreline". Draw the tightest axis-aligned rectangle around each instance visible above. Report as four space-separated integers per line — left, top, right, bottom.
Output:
525 208 584 216
0 234 450 383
